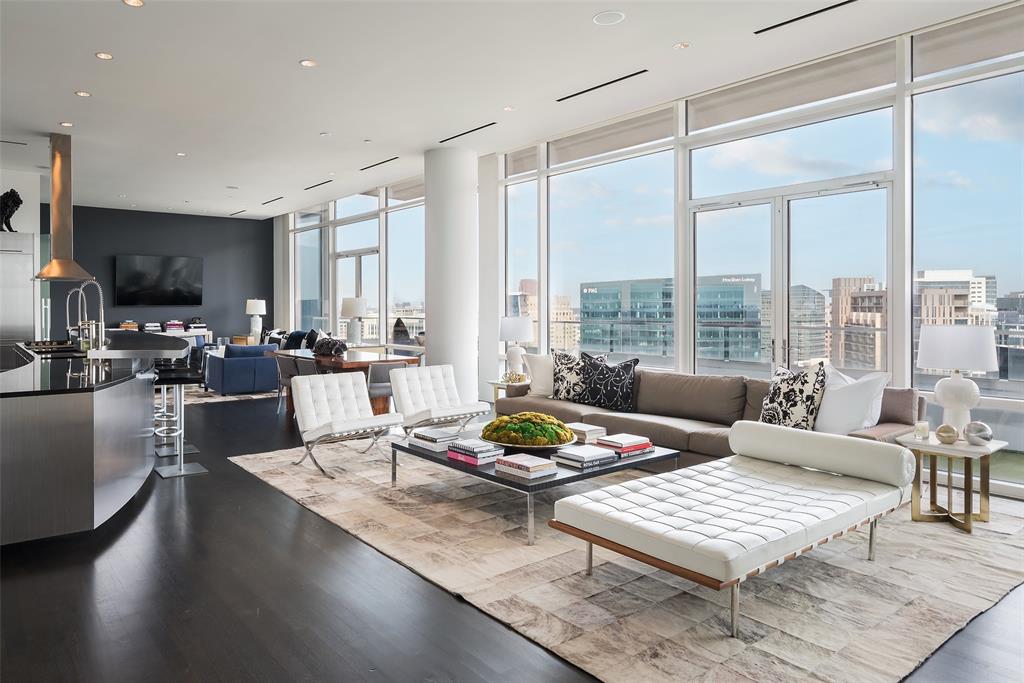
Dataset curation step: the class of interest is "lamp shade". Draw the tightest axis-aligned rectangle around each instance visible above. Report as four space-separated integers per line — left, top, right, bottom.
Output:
499 316 533 343
340 297 367 318
916 325 998 372
244 299 266 315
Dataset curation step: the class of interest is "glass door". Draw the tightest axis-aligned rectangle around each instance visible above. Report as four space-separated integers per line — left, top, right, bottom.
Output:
693 203 776 378
335 251 380 344
785 186 890 374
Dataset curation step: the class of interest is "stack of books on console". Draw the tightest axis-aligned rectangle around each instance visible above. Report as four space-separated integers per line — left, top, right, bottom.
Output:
597 433 655 458
408 426 463 452
564 422 607 444
553 444 618 471
495 453 557 480
143 322 163 333
186 322 207 332
447 439 503 466
164 320 185 332
119 320 139 331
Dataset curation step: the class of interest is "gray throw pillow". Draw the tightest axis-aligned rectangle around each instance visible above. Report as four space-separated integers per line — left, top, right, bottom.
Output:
578 353 639 412
759 362 827 430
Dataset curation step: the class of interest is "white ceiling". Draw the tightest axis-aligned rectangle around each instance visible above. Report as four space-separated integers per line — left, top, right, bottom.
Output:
0 0 1004 220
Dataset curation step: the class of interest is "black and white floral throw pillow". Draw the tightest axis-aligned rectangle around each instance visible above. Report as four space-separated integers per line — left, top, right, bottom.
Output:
578 353 639 411
759 362 827 430
552 350 602 402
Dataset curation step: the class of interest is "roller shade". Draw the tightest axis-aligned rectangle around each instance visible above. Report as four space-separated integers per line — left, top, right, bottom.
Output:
687 42 899 133
913 5 1024 78
548 108 674 166
387 178 424 205
505 147 537 176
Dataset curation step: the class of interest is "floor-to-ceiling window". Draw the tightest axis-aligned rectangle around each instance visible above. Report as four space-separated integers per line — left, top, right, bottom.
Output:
294 225 325 331
386 204 425 347
548 149 675 368
506 177 539 352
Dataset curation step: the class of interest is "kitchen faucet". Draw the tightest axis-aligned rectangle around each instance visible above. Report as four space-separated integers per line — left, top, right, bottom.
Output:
64 280 106 347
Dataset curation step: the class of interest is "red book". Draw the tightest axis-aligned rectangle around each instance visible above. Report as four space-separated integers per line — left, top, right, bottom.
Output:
599 441 653 455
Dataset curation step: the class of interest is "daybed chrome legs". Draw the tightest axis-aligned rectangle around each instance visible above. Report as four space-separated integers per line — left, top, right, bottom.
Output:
294 445 335 479
730 584 740 639
868 518 877 561
585 542 593 576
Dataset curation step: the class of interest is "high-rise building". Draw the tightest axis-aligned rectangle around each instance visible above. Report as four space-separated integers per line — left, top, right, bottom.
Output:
788 284 828 365
831 277 887 370
550 294 579 352
697 274 765 368
578 278 672 366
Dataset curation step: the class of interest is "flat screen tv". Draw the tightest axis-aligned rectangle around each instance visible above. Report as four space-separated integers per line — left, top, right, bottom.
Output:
115 254 203 306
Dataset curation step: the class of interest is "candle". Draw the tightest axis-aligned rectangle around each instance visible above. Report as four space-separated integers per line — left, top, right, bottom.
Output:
914 421 929 440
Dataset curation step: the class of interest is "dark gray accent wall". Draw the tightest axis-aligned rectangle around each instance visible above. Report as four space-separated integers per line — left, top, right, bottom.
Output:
42 205 274 338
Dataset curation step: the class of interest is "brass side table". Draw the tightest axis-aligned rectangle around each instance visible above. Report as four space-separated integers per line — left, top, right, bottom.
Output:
897 432 1007 533
487 379 530 404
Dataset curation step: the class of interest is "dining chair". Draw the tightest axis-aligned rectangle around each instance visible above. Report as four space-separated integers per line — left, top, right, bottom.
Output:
274 355 300 414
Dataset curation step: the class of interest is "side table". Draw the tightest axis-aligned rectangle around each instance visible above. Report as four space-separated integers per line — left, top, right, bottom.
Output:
487 379 530 404
897 432 1007 533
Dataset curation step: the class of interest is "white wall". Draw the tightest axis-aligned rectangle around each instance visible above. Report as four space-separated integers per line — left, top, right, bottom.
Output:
0 169 43 337
477 153 501 401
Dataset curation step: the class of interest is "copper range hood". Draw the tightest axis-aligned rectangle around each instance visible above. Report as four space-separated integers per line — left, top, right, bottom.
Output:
36 132 94 281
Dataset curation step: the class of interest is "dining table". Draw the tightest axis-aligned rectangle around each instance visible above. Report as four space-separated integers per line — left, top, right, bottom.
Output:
265 347 421 415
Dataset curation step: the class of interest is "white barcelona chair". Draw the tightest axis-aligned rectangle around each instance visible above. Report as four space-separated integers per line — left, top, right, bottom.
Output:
291 373 404 478
389 364 490 436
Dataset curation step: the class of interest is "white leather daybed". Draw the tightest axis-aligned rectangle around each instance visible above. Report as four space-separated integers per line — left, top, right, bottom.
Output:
549 421 915 637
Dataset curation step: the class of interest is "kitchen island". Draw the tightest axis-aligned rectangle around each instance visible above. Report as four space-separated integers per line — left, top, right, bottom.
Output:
0 332 188 545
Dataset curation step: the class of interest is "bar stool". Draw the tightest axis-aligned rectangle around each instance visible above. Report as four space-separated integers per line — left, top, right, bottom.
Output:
154 366 208 479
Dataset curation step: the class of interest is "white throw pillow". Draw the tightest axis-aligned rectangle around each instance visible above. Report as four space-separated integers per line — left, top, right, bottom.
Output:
814 369 889 435
523 353 554 397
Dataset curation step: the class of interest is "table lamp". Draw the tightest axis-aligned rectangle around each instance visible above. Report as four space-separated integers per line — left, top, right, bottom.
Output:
499 316 533 374
245 299 266 339
341 297 367 345
916 325 998 435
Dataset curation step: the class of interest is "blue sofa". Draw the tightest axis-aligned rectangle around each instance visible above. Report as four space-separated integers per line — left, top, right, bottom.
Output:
206 344 278 395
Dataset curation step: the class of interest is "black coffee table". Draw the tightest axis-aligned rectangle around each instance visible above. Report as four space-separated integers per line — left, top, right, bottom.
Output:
389 439 681 545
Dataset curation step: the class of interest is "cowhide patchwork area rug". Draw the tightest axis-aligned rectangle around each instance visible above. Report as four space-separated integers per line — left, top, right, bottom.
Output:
155 384 276 406
230 439 1024 683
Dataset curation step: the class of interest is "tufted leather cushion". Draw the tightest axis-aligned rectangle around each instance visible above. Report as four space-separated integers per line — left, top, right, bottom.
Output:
554 455 905 582
291 373 401 439
389 364 489 426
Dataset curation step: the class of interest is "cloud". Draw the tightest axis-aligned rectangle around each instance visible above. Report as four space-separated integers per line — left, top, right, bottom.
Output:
915 77 1024 143
705 135 863 179
918 169 974 189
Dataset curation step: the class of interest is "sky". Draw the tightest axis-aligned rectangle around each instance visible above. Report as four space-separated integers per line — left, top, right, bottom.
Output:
507 70 1023 309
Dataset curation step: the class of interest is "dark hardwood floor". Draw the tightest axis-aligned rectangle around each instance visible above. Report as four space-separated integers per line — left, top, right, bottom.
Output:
2 397 1020 682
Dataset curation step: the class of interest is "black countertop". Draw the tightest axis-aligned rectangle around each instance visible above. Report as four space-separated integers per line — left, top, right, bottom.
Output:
0 344 143 398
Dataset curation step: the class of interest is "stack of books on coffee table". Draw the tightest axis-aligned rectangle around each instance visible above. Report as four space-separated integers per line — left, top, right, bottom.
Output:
447 439 503 466
495 453 557 479
553 444 618 470
597 433 655 458
565 422 607 444
409 426 464 452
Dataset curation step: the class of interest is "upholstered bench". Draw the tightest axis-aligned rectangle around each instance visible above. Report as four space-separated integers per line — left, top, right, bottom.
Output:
549 421 915 637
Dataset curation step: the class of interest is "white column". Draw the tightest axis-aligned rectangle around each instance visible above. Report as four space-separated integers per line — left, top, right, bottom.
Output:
477 153 502 401
272 213 292 330
425 147 480 401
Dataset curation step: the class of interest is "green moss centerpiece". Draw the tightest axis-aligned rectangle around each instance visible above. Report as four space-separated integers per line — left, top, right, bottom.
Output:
481 412 576 448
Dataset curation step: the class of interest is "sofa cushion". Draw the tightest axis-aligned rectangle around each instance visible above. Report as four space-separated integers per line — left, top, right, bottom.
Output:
580 412 727 453
688 428 733 458
552 350 595 402
578 353 638 412
879 387 920 425
759 362 826 430
523 353 554 397
743 378 770 421
553 456 905 582
495 395 610 424
635 371 747 425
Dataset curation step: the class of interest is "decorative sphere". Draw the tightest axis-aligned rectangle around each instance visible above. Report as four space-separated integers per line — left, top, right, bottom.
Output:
935 424 959 445
963 421 993 446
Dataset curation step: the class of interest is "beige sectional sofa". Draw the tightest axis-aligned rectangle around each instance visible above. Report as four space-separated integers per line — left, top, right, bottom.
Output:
496 368 924 469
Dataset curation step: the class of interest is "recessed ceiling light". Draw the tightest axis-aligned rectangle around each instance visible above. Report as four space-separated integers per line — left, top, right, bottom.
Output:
328 172 335 176
319 131 332 137
226 185 239 190
119 193 127 198
95 52 113 60
59 122 73 127
673 41 691 50
184 200 190 204
122 0 144 7
130 203 137 208
363 138 372 144
75 90 91 97
299 58 317 68
592 10 625 26
503 105 516 112
176 152 186 157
